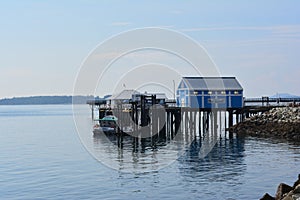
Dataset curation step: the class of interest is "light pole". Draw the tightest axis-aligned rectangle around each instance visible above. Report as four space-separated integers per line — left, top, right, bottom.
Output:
173 80 175 100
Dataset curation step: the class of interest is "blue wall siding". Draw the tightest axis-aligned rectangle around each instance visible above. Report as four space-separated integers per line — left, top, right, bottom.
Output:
203 95 227 109
230 95 243 108
190 96 201 108
189 95 228 108
177 90 243 108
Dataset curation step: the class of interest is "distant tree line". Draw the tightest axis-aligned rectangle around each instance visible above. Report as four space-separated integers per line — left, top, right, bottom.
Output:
0 95 102 105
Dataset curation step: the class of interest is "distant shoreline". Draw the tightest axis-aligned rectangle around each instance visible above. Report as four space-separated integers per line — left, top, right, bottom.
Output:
0 95 98 105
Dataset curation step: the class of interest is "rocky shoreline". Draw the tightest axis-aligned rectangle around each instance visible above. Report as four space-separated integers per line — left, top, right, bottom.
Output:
260 174 300 200
227 107 300 141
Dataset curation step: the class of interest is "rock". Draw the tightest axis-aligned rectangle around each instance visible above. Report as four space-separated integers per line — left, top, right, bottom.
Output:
260 193 275 200
281 193 293 200
292 193 300 200
229 107 300 141
293 174 300 188
282 190 298 200
294 184 300 194
285 183 300 200
261 175 300 200
275 183 293 200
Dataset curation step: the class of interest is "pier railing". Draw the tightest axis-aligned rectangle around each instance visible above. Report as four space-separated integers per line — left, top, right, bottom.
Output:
244 97 300 103
244 97 300 107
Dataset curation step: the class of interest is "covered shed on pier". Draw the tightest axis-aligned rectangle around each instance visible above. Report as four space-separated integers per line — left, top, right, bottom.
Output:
176 77 243 109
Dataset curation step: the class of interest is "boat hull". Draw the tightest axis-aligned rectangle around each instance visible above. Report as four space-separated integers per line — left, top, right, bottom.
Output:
93 127 116 134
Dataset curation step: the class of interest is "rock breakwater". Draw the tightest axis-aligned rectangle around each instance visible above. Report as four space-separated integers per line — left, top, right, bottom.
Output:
228 107 300 141
260 174 300 200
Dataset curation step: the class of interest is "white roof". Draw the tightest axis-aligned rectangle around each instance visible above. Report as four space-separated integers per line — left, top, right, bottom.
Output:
109 90 168 100
151 93 167 99
109 90 140 100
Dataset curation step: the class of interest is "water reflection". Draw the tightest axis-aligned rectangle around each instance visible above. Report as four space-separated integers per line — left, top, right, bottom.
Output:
93 125 201 172
94 133 170 153
178 135 246 183
92 132 182 172
92 128 246 176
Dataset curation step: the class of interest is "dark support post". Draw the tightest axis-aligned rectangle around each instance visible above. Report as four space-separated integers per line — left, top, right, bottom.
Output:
206 111 210 131
224 111 227 138
140 95 146 127
224 110 227 129
236 110 241 124
219 110 222 134
166 111 169 137
91 104 94 120
159 108 166 140
170 111 174 138
213 110 217 134
98 108 101 120
246 109 250 119
193 111 197 136
202 111 206 134
180 109 183 131
135 104 138 128
198 110 201 137
228 110 233 139
152 106 156 137
229 110 233 128
189 111 193 134
174 110 181 135
119 104 123 132
185 110 188 134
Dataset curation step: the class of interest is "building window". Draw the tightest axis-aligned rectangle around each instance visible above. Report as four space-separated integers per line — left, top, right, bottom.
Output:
181 98 185 106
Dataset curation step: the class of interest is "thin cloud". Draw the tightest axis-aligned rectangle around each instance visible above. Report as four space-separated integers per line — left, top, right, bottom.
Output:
181 25 300 45
110 22 132 26
154 25 175 29
181 26 274 32
202 38 300 51
181 25 300 37
271 25 300 38
91 51 169 63
169 10 183 15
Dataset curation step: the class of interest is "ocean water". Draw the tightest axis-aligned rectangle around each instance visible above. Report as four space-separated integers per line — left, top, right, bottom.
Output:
0 105 299 200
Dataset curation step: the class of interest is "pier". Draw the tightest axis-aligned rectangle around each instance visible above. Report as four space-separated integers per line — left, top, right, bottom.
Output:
87 96 300 139
87 77 300 140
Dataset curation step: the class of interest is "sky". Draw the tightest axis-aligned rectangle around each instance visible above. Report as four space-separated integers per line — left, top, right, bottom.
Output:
1 0 300 98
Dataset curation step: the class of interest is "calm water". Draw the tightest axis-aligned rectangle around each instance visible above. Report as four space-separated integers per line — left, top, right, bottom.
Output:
0 105 299 200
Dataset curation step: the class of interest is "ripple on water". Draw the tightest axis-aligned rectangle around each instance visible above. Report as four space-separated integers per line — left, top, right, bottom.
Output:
0 105 299 199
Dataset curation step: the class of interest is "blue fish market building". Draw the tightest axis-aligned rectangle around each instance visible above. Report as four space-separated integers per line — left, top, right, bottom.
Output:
176 77 243 109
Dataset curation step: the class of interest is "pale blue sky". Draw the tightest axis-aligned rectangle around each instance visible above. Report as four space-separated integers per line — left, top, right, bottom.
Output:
1 0 300 98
